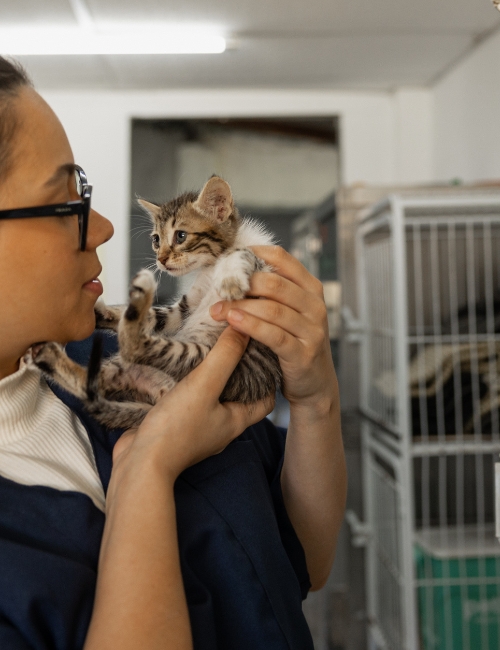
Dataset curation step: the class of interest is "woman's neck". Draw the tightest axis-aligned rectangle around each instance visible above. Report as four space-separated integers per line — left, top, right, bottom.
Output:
0 357 21 381
0 341 25 381
0 325 32 380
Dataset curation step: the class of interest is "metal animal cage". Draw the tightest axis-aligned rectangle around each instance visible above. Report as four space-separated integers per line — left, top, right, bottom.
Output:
357 194 500 650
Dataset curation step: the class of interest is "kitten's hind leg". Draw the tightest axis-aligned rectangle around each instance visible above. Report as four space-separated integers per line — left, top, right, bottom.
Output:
119 269 156 340
94 300 126 331
151 296 190 336
32 342 157 429
120 324 214 382
31 342 89 400
85 398 152 429
96 296 187 337
100 360 176 405
120 269 216 381
113 267 201 339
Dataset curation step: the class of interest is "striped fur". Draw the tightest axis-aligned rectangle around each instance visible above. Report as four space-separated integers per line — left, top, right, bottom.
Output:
32 176 282 429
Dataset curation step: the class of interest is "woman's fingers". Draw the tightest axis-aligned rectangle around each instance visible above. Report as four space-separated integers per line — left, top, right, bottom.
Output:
250 245 324 297
202 392 275 455
245 272 326 326
222 394 276 438
245 271 306 309
187 326 249 400
210 272 328 342
210 271 321 325
213 296 307 340
224 307 302 363
198 395 275 457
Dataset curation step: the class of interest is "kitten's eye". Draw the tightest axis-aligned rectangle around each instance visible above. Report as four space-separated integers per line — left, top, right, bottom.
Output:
175 230 187 244
150 234 160 248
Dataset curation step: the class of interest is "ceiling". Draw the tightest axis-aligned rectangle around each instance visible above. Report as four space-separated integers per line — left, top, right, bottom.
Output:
2 0 499 91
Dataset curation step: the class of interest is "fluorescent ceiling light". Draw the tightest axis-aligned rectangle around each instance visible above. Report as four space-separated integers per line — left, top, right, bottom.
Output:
0 25 226 55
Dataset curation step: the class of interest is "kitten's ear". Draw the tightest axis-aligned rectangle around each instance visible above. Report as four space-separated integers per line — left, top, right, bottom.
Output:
138 199 161 221
193 176 233 223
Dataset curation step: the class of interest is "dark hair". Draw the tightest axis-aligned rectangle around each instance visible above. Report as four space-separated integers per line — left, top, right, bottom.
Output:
0 56 31 180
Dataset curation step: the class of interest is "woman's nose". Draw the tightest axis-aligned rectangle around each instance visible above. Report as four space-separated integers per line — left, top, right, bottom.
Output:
86 209 114 250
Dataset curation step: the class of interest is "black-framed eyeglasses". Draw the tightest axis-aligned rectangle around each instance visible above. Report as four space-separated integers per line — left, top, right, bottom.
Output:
0 165 91 251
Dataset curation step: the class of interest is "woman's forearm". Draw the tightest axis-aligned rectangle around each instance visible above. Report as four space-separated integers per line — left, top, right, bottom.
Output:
83 328 272 649
281 385 347 591
207 245 347 589
84 458 192 650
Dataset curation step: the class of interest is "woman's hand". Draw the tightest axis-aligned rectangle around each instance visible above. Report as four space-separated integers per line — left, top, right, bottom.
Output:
210 245 337 413
86 326 273 650
210 246 346 591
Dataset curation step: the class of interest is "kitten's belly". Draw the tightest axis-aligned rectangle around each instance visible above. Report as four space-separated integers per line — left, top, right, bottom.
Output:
180 283 227 343
179 317 225 344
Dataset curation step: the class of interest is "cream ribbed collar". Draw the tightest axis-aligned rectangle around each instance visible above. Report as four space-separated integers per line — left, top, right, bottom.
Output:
0 360 49 446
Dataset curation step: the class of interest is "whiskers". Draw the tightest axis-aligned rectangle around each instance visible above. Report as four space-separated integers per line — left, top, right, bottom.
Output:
130 212 154 241
144 260 161 275
130 227 153 242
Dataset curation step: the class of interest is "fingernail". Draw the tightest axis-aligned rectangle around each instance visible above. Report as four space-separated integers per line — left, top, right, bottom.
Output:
228 309 244 322
210 302 223 316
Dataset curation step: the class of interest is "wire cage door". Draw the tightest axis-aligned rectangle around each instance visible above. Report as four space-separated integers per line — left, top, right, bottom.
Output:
358 198 417 650
362 421 414 650
358 194 500 650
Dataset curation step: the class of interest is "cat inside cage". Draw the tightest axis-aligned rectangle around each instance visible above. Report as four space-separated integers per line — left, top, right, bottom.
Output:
373 221 500 441
406 223 500 441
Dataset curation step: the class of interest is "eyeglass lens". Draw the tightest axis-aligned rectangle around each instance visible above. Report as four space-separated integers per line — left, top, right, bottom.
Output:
74 168 83 197
74 166 89 251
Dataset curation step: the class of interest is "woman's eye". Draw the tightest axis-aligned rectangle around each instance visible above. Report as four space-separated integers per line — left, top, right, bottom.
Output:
175 231 187 244
151 234 160 247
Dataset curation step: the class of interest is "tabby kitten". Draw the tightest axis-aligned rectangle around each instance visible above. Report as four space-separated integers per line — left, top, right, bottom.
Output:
32 176 282 429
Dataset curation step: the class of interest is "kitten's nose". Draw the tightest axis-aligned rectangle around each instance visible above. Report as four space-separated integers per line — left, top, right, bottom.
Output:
158 255 169 266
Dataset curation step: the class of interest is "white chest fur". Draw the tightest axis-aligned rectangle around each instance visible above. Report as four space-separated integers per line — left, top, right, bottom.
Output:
179 219 274 341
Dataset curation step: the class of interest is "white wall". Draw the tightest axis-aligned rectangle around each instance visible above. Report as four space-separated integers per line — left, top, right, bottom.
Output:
41 87 434 302
176 134 340 208
434 29 500 183
393 88 434 185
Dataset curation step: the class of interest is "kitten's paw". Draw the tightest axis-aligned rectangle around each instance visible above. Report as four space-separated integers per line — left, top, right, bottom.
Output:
217 276 249 301
130 269 156 297
213 249 257 301
31 342 65 375
157 378 176 399
94 300 122 330
126 270 156 320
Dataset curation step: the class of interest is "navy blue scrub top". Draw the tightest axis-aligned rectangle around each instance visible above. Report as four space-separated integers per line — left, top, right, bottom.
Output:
0 335 313 649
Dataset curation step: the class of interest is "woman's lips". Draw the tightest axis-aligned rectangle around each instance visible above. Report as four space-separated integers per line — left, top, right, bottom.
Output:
82 278 103 296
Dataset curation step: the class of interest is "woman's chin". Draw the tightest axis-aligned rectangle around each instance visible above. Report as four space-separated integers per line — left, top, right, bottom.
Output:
66 315 97 343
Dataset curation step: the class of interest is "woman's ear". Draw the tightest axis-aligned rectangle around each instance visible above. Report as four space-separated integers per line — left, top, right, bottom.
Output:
137 198 161 221
193 176 234 223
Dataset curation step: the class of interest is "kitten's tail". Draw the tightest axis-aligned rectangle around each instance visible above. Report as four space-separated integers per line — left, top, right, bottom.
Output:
87 333 104 401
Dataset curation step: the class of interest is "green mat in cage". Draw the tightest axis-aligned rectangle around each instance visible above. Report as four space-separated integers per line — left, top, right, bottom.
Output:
415 529 500 650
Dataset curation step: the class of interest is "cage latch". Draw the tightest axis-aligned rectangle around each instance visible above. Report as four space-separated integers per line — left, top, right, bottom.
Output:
345 509 371 547
341 306 364 343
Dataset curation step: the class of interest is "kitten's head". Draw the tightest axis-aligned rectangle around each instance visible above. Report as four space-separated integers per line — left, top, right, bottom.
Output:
139 176 239 277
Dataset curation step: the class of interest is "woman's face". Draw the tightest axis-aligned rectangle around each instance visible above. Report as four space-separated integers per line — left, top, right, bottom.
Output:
0 87 114 360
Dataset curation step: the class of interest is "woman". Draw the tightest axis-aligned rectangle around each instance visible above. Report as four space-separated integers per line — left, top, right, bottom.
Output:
0 57 346 650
